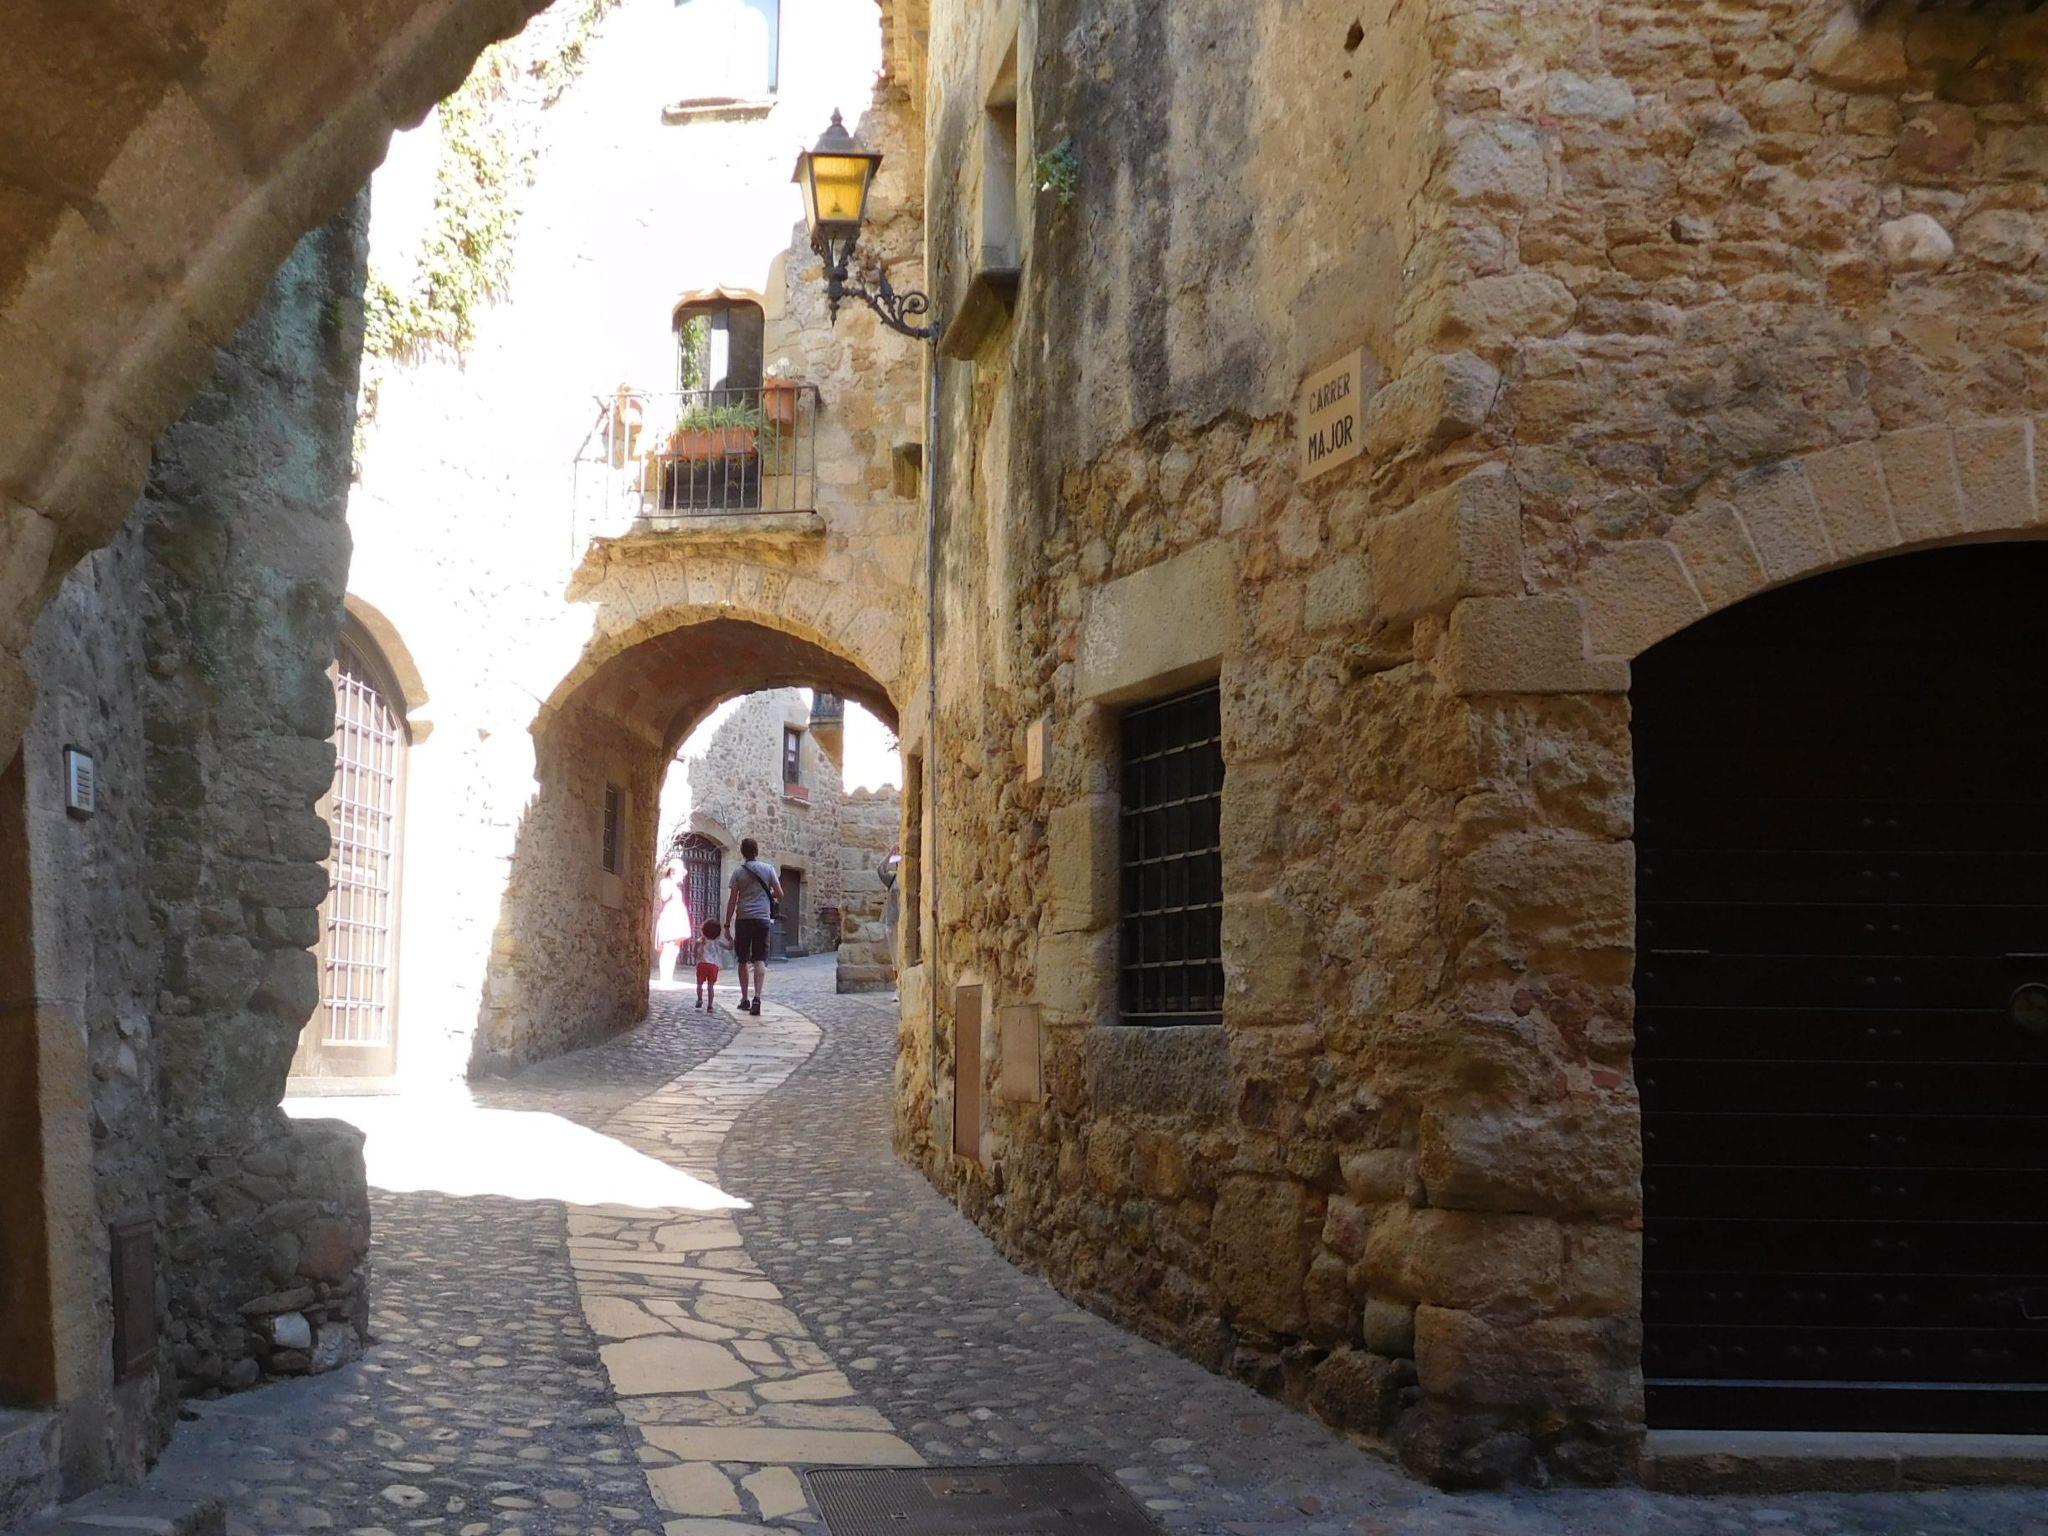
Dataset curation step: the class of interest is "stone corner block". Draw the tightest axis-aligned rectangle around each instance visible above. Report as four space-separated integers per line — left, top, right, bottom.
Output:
1075 540 1240 706
1047 794 1119 934
1368 462 1524 627
1362 351 1501 462
1304 552 1373 634
1446 594 1626 696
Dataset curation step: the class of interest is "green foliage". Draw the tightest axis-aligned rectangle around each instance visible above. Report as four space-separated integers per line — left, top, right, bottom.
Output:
364 48 518 361
364 0 621 362
676 315 710 391
533 0 625 105
677 401 769 430
1033 138 1079 208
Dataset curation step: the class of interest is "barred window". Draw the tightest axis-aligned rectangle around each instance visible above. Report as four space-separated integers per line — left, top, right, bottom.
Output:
602 784 623 873
1119 684 1224 1025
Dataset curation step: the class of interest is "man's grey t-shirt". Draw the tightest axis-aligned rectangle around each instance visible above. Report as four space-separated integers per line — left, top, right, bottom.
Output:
729 859 778 922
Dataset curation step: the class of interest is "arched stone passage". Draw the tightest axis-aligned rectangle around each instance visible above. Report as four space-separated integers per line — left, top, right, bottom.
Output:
471 615 899 1075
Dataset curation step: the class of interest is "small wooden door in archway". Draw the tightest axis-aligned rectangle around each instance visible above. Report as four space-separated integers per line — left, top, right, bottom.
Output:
1635 543 2048 1432
291 631 407 1081
680 833 724 961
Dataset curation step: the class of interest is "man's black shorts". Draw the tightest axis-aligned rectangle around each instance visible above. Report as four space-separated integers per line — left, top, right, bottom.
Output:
733 917 771 965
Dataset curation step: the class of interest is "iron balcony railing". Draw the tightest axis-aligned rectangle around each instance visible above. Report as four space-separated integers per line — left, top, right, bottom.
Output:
810 691 845 725
570 383 820 544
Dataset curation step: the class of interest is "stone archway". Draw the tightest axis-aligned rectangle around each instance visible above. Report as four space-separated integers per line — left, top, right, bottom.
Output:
1441 418 2048 699
470 612 901 1076
1405 416 2048 1470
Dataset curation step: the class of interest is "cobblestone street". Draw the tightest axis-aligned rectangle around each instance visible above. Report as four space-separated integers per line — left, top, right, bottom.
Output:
128 957 2048 1536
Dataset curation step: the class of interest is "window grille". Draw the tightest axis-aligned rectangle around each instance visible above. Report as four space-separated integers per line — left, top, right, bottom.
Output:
602 784 623 873
1119 684 1224 1025
321 635 405 1048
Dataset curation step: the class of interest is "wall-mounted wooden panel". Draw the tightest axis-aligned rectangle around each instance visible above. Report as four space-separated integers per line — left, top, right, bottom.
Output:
953 983 983 1163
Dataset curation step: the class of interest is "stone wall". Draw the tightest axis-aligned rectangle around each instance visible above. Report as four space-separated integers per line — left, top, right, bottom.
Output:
6 195 375 1503
836 787 900 992
471 704 664 1075
903 0 2048 1490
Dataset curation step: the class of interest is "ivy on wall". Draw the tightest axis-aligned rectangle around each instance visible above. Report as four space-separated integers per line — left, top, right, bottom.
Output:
364 0 622 362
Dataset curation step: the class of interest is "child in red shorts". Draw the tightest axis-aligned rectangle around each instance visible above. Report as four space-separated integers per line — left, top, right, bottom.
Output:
695 919 724 1011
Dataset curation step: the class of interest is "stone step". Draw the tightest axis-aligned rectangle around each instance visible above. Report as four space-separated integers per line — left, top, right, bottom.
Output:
1642 1429 2048 1494
17 1490 225 1536
0 1410 59 1529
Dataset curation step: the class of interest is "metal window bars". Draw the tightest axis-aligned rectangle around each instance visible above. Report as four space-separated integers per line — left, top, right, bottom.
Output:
571 384 821 546
321 637 403 1047
1118 684 1225 1026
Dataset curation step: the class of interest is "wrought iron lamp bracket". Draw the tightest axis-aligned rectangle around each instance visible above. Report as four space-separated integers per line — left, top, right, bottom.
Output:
813 231 938 342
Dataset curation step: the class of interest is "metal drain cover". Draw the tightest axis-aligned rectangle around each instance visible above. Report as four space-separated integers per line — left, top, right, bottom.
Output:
805 1464 1161 1536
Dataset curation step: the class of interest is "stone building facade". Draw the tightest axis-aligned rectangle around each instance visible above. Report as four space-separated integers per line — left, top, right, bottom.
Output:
888 0 2048 1490
10 0 2048 1509
2 205 373 1514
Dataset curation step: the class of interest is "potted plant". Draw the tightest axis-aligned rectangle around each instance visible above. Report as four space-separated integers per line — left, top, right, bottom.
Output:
761 375 803 430
669 400 769 461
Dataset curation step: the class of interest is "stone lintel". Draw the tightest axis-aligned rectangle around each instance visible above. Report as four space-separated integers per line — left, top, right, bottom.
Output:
1074 540 1238 707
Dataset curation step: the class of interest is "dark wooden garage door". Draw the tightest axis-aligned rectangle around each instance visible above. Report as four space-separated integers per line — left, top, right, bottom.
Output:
1635 543 2048 1433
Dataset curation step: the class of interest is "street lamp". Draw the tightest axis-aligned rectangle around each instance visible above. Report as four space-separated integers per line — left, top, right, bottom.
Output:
792 110 938 341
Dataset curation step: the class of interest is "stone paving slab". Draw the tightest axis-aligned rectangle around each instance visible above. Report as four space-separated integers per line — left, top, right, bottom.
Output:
564 991 921 1527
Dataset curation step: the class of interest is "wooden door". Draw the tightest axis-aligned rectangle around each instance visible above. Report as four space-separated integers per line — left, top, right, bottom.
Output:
779 865 803 955
291 633 406 1081
681 834 723 963
1635 544 2048 1432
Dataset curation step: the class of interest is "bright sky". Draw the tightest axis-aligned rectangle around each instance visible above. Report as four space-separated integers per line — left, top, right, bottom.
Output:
840 699 900 792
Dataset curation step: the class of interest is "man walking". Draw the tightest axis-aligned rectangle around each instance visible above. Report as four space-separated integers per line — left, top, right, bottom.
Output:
723 837 783 1016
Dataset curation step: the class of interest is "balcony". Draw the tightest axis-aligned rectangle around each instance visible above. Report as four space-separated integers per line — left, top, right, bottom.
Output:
571 384 821 543
810 691 845 726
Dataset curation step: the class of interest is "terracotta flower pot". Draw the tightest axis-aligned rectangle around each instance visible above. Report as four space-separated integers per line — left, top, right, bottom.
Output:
671 426 758 461
761 378 802 430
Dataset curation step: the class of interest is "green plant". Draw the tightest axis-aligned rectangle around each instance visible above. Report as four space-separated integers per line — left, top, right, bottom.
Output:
677 401 769 430
1033 138 1079 208
364 0 621 363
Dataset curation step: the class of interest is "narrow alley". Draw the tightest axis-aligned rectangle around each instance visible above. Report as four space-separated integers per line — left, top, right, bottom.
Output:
95 957 2041 1536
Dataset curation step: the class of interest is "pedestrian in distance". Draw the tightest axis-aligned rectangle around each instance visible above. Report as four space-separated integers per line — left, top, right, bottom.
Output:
695 918 726 1011
653 857 691 985
722 836 783 1016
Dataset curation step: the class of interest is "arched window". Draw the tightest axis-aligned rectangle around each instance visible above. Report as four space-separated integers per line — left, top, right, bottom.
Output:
291 625 409 1081
675 295 764 394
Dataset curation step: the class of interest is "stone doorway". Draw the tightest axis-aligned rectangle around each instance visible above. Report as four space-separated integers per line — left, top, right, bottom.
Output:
780 866 805 955
1634 542 2048 1433
292 628 409 1082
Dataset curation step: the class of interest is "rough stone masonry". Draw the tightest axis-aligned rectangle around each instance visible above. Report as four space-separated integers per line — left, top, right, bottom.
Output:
16 194 377 1458
900 0 2048 1489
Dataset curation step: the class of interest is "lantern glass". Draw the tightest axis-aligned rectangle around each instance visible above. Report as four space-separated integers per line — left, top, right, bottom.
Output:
808 152 874 233
794 111 881 245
